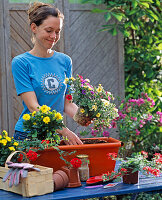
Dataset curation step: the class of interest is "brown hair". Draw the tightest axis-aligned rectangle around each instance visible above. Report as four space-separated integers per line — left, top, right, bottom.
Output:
28 2 64 26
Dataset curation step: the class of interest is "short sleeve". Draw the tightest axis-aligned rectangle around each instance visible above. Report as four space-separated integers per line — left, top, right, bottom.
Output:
65 56 72 94
12 57 34 96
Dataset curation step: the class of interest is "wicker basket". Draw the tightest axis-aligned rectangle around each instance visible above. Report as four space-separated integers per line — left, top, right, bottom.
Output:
0 151 54 197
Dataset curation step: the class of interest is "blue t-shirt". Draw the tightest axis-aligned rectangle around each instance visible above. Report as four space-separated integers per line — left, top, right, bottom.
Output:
12 51 72 132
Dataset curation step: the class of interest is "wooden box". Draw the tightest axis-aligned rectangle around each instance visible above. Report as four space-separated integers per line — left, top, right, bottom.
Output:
0 165 54 197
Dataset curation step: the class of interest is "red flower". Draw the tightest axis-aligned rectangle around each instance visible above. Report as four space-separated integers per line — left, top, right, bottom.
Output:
26 150 38 161
18 153 23 162
107 153 117 160
141 151 148 158
150 169 160 177
41 140 50 144
66 94 72 101
70 158 82 168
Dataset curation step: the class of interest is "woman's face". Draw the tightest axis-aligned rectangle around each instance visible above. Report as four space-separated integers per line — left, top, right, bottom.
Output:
31 16 63 50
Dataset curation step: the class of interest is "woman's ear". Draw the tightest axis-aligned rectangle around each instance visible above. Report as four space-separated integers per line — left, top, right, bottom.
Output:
30 23 37 34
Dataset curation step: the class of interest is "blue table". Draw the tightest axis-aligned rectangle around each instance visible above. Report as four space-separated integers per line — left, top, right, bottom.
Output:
0 162 162 200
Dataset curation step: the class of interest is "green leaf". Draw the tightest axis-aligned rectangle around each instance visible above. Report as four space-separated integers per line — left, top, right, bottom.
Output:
111 13 123 21
140 2 150 8
132 1 138 8
130 22 136 30
157 43 162 50
91 8 108 13
104 12 111 22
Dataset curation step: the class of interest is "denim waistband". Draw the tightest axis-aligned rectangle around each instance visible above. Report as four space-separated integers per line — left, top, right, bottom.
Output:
14 131 27 141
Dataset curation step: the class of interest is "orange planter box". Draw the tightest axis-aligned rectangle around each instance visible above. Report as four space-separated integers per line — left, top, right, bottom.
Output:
32 137 122 176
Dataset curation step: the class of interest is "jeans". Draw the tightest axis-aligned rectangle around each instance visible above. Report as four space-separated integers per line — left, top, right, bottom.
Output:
14 130 28 141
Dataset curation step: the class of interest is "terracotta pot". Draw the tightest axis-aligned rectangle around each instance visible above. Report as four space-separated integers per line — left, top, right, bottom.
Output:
61 166 81 188
53 170 69 191
123 168 139 184
32 137 122 176
73 107 93 126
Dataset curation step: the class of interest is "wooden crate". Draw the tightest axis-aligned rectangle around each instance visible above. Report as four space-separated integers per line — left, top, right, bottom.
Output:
0 165 54 197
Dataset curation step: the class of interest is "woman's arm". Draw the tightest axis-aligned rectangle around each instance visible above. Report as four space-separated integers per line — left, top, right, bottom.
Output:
20 91 40 112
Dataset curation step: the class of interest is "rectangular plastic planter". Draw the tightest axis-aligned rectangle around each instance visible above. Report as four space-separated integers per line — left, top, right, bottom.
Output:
32 137 122 176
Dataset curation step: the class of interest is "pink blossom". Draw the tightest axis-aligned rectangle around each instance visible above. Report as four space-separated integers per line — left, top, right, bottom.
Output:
111 120 117 128
139 124 143 128
135 129 140 135
140 120 145 125
103 131 110 137
146 114 153 121
156 111 162 116
131 117 137 121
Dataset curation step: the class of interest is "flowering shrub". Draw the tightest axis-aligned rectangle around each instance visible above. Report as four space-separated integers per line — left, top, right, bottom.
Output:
103 151 162 182
23 105 64 141
70 158 82 168
110 92 162 157
65 75 118 133
0 130 19 167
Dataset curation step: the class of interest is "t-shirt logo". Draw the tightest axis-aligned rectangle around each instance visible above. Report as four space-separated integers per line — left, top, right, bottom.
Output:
41 73 62 94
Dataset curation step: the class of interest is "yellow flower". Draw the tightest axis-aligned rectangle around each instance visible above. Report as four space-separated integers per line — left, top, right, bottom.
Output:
55 113 63 120
97 86 102 93
64 78 69 84
9 146 15 151
40 105 50 113
6 136 11 142
32 111 36 116
1 139 7 146
96 113 101 118
70 77 75 81
33 122 37 125
2 130 8 136
92 105 97 111
0 135 2 139
43 117 51 124
23 114 30 121
80 108 85 113
13 142 19 146
101 99 110 106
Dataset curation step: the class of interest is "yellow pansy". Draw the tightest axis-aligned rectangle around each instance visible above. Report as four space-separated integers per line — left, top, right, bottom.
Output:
6 136 11 142
64 78 69 84
9 146 15 151
1 139 7 146
43 117 50 124
70 77 75 81
2 130 8 136
92 105 97 111
102 99 110 106
96 113 101 118
23 114 30 121
32 111 36 116
0 135 2 139
80 108 85 113
55 113 63 120
13 142 19 146
40 105 50 113
97 86 103 93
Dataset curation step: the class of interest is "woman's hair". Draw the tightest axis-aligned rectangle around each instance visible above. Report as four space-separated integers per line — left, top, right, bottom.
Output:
28 2 64 26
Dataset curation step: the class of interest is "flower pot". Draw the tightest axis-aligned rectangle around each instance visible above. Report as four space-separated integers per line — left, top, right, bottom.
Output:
123 168 139 184
53 170 69 191
32 137 122 176
61 166 81 188
73 107 93 126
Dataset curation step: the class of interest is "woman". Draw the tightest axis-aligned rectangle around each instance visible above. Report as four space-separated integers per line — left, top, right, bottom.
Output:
12 2 82 145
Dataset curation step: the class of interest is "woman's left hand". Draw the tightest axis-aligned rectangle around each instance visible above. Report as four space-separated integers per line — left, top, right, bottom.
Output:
61 129 83 145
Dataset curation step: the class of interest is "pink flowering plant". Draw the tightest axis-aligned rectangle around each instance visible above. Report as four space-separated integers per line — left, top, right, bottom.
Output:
103 151 162 182
64 75 119 134
110 92 162 156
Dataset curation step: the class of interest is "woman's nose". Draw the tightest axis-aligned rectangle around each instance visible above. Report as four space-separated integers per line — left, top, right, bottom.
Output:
50 32 56 39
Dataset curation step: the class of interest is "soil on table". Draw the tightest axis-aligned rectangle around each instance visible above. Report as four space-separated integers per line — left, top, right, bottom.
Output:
81 139 107 144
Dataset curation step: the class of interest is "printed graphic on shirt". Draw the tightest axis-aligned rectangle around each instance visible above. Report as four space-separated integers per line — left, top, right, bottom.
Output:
41 73 63 94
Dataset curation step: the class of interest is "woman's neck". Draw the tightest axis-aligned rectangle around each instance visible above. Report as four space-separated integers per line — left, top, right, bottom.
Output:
29 47 54 58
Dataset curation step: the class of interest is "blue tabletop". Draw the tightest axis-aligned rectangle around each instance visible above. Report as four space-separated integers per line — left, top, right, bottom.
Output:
0 162 162 200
